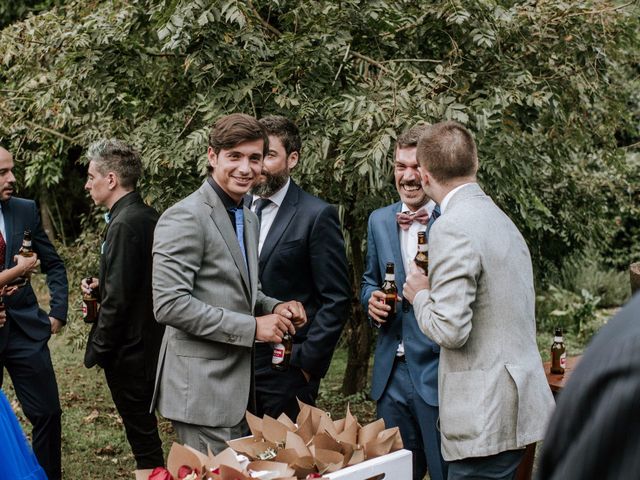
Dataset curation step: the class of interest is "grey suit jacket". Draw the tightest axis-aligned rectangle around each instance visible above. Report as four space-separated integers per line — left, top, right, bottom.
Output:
414 183 554 461
151 180 280 427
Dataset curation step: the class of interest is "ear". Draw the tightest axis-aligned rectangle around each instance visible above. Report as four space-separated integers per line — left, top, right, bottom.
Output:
207 146 218 170
106 172 118 190
417 165 429 187
287 151 299 170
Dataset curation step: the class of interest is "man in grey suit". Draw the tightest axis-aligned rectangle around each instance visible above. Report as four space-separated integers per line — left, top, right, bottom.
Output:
152 113 306 454
404 121 554 480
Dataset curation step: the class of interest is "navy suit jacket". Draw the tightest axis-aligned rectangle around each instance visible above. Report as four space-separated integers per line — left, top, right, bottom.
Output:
0 197 68 346
249 181 351 378
360 202 439 406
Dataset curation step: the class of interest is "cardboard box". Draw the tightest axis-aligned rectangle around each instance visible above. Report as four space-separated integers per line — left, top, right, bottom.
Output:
325 449 412 479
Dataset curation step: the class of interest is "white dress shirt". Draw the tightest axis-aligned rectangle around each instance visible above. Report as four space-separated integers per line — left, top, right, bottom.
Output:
251 178 291 255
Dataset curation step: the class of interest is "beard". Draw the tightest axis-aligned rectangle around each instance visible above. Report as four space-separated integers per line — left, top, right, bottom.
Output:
252 168 289 197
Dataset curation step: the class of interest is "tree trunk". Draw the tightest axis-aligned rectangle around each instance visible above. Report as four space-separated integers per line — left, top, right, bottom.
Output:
630 263 640 295
38 192 56 241
341 228 371 395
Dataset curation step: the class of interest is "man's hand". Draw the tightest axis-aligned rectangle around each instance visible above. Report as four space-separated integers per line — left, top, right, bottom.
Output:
368 290 393 325
81 277 99 295
15 253 39 277
256 313 293 343
403 263 431 304
274 301 307 329
50 317 63 334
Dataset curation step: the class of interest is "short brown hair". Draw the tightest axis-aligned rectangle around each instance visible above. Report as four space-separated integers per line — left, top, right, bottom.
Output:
208 113 269 156
416 121 478 182
396 123 430 150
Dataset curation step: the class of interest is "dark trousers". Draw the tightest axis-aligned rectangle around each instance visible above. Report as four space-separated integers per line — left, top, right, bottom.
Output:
448 449 525 480
0 325 62 480
254 342 321 420
104 360 164 469
377 358 448 480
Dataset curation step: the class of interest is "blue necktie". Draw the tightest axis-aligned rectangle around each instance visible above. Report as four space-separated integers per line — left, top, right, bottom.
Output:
427 204 441 239
230 207 248 268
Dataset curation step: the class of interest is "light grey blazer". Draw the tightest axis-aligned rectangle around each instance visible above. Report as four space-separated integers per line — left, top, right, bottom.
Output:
414 183 554 461
151 181 280 428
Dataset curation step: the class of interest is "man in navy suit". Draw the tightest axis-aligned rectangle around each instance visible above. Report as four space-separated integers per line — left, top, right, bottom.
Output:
249 116 350 420
0 146 68 480
360 125 447 480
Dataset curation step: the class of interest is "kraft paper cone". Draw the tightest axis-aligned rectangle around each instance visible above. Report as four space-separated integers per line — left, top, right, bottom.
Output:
358 418 385 445
311 432 342 453
346 445 366 466
312 448 344 474
227 437 277 461
212 447 245 471
317 412 338 438
296 399 328 432
246 411 264 439
332 417 345 433
364 429 397 459
294 414 314 444
274 449 316 478
246 460 295 479
277 413 296 431
284 431 312 458
263 414 291 445
167 442 203 477
219 464 251 479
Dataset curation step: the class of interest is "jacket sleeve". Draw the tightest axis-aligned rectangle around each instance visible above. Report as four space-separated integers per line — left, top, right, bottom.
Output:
292 204 351 378
31 202 68 322
360 213 381 322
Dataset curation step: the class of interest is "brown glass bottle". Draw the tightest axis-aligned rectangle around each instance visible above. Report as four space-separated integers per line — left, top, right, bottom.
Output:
381 262 398 323
414 231 429 273
550 328 566 375
272 332 293 371
8 230 35 288
82 277 99 324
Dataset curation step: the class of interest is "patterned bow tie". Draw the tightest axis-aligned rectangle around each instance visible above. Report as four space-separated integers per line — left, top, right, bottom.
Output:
396 208 429 230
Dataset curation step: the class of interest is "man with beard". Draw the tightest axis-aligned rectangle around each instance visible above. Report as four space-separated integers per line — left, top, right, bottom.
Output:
360 125 447 480
248 116 350 420
0 146 68 480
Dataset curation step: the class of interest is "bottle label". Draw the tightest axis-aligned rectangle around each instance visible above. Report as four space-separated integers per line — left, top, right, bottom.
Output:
23 240 32 247
417 244 428 252
554 336 563 342
384 273 395 281
272 344 285 364
82 302 88 318
560 352 567 369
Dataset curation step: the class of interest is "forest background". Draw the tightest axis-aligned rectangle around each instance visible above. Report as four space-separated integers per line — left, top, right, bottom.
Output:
0 1 639 476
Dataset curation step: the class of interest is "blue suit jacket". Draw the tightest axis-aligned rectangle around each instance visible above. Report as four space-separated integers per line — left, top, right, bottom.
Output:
360 202 439 406
0 197 68 346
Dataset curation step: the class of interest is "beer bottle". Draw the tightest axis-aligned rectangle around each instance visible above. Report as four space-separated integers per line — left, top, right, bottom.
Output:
550 327 566 375
82 277 99 324
381 262 398 323
272 332 293 371
414 231 429 273
8 230 35 288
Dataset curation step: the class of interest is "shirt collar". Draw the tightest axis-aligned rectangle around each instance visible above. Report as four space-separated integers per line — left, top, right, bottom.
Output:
400 199 435 216
207 176 243 210
440 182 475 214
252 177 291 209
108 191 140 223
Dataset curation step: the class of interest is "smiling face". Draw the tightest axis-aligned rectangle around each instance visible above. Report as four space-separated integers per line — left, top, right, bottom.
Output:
208 138 265 203
0 148 16 202
394 146 428 211
252 135 298 197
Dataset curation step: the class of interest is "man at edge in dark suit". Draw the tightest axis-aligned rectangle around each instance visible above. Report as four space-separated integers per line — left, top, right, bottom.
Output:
0 145 68 480
81 139 165 477
249 116 350 420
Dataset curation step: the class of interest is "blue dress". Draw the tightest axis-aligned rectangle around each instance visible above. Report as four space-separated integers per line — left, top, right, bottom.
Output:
0 390 47 480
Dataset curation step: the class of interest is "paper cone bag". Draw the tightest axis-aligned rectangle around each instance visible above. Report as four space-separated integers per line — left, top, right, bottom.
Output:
167 442 203 478
312 448 344 474
227 437 277 461
277 413 296 431
311 432 342 453
274 449 316 478
263 414 292 445
358 418 385 445
364 427 398 459
246 460 295 479
246 411 264 439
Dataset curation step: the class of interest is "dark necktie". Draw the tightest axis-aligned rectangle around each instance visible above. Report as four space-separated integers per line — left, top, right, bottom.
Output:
0 231 5 271
229 207 247 268
427 204 441 238
254 198 272 225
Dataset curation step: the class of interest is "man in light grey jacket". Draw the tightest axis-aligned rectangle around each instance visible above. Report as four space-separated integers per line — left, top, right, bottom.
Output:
404 121 554 480
152 113 306 454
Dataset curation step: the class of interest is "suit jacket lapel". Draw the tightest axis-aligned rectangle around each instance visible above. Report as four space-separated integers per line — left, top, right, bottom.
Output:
200 183 251 296
385 202 406 286
258 182 299 269
3 200 15 268
243 206 258 303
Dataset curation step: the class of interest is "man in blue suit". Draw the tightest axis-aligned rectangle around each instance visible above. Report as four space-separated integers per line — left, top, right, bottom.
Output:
360 125 447 480
0 146 68 480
